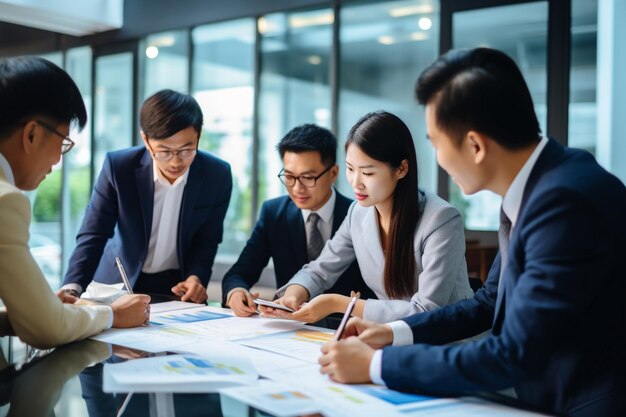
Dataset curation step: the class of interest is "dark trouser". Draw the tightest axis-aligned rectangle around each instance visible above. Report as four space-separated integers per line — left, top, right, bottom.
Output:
133 269 182 301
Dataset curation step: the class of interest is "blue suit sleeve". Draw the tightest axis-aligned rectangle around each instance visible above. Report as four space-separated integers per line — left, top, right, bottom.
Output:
184 163 232 286
63 154 119 290
221 202 272 304
382 188 614 395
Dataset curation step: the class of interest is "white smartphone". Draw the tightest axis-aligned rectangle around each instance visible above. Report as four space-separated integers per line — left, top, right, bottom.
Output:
253 298 295 312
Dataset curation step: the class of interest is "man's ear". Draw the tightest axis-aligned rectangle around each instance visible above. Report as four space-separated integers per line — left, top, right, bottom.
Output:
140 131 148 146
21 121 38 154
328 164 339 182
466 130 488 165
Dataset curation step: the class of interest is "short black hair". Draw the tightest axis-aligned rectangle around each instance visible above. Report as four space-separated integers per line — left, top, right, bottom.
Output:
140 89 203 139
276 124 337 167
0 56 87 139
415 47 541 149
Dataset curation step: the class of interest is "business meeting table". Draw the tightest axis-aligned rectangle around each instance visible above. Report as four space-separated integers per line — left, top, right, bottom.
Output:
0 301 554 417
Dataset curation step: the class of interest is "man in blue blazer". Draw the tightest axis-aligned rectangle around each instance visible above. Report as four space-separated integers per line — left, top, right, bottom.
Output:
319 48 626 416
222 124 372 316
63 90 232 303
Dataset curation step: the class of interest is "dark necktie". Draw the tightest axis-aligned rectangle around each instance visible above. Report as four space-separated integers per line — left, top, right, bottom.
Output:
306 213 324 261
498 207 512 283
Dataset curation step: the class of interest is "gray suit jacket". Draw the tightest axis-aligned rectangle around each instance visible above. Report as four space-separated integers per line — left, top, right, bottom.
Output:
278 191 473 322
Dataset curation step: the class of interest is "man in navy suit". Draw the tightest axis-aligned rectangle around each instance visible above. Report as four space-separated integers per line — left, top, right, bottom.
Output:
222 124 372 317
319 48 626 416
62 89 232 303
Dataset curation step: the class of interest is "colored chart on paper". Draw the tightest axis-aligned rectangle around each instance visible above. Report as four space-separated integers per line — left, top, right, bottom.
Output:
291 330 334 344
268 390 311 400
150 309 230 325
163 357 246 376
353 384 437 405
238 329 335 363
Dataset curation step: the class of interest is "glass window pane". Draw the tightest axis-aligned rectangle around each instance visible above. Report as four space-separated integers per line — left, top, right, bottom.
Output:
569 0 597 155
338 0 439 196
28 51 64 289
258 8 333 204
141 30 189 100
93 52 134 176
192 19 255 259
451 2 548 231
63 47 93 275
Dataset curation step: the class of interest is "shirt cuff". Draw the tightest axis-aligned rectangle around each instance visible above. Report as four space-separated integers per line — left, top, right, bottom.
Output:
388 320 413 346
369 349 385 385
106 306 114 329
226 287 249 306
62 282 83 294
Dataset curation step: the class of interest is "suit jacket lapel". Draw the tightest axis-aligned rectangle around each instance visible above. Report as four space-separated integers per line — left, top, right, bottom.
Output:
178 156 205 262
492 138 565 328
286 201 308 266
331 190 349 236
135 150 154 246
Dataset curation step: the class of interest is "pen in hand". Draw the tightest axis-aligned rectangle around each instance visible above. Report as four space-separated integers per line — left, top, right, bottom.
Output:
334 293 360 341
115 257 133 294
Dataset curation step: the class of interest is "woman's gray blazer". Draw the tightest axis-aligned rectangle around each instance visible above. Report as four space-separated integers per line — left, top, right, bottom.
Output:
277 191 474 323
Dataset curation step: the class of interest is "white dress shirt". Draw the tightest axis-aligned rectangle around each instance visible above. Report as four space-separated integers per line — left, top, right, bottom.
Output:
141 161 189 273
0 153 15 186
369 137 549 385
300 188 336 244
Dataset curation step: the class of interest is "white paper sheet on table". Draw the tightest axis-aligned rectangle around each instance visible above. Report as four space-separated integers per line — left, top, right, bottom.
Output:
219 380 322 417
175 339 310 376
103 354 258 393
91 310 308 353
150 301 206 314
235 328 335 363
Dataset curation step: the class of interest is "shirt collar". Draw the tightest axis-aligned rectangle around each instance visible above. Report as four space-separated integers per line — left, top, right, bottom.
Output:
152 160 190 187
0 153 15 186
301 188 336 225
502 136 548 227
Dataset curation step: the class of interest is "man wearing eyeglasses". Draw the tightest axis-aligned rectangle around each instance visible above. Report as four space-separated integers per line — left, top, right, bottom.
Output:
222 124 372 318
62 89 232 304
0 56 150 348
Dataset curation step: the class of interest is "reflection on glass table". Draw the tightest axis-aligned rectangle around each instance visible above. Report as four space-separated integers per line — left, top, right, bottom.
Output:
0 336 551 417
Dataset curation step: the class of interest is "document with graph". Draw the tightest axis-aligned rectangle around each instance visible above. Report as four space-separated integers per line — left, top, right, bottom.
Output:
235 328 335 363
103 354 258 393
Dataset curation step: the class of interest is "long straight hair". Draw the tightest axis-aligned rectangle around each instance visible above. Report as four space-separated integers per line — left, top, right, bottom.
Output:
346 111 420 299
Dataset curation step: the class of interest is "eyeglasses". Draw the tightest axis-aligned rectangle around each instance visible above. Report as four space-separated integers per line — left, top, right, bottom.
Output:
35 120 75 154
278 165 333 188
146 142 198 161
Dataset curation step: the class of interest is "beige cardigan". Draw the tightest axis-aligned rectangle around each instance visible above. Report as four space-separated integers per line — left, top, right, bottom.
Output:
0 167 111 348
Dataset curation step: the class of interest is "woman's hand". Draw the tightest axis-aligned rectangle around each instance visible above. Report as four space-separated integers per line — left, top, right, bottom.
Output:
289 294 344 323
258 284 309 319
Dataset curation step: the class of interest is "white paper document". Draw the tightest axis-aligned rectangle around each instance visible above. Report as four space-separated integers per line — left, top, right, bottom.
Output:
80 281 126 304
103 354 258 393
177 340 310 376
219 380 322 417
236 328 335 363
150 301 205 314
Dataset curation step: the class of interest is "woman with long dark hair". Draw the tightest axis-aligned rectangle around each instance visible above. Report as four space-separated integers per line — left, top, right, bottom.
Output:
261 111 473 323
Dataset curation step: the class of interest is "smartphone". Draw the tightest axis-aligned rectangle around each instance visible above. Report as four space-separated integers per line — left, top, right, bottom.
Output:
253 298 295 312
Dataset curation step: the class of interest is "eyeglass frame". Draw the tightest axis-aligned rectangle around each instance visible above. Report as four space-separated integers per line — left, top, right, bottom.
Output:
277 164 334 188
35 119 75 155
145 140 198 161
